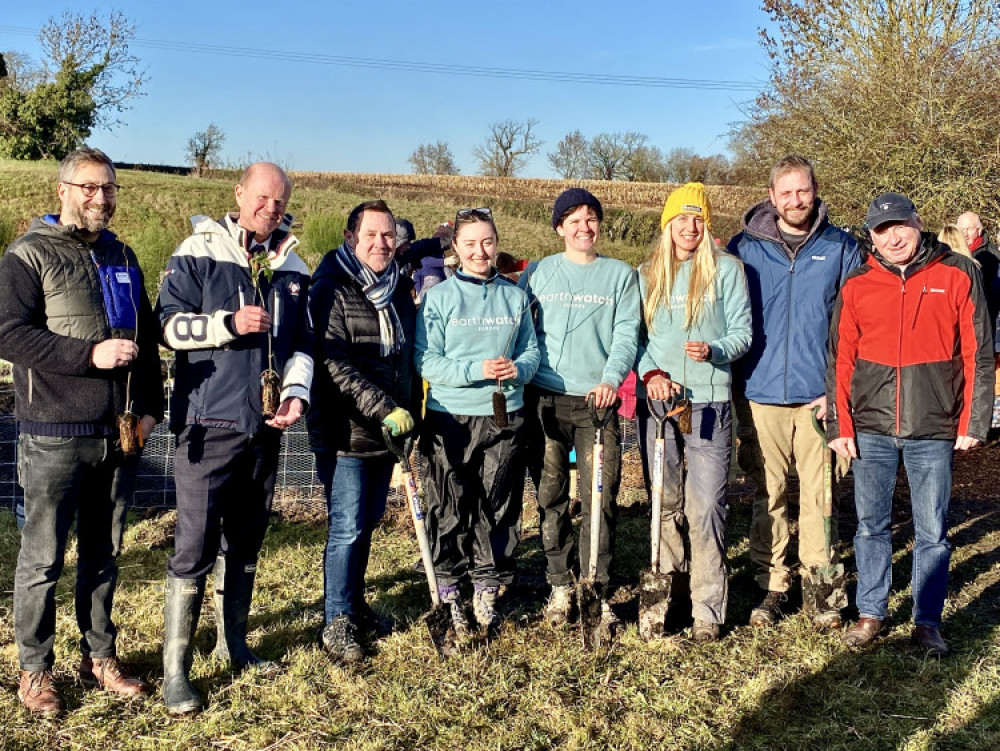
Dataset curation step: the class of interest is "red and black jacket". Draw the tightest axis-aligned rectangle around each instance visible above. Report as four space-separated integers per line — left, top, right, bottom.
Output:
826 233 994 442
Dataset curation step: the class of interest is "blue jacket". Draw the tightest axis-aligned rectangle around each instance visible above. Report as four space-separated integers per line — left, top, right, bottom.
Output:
157 213 313 435
728 198 860 404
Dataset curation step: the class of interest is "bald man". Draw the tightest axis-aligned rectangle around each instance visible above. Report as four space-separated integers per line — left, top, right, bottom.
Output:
156 162 314 714
957 212 998 259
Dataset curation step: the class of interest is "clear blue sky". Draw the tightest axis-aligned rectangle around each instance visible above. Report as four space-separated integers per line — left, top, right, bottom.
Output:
1 1 773 176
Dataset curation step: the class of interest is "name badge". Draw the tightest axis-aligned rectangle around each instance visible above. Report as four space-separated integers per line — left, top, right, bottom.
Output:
115 272 132 284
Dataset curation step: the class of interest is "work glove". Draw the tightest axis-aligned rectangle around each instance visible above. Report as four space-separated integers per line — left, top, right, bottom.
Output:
382 407 414 437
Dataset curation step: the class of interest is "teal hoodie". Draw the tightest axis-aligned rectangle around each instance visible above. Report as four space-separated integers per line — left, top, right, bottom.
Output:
635 252 752 403
416 270 540 416
520 254 640 396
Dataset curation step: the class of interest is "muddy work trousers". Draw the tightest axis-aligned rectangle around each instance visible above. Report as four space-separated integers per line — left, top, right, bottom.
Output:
532 388 621 590
637 400 732 625
418 409 525 588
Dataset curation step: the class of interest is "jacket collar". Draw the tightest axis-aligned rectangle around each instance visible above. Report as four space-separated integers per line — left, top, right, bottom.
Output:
865 232 948 279
741 197 830 249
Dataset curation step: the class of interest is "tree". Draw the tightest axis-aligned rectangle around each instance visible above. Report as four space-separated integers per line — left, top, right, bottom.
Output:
730 0 1000 223
0 11 145 159
408 141 459 175
474 119 541 177
187 124 226 176
548 130 591 179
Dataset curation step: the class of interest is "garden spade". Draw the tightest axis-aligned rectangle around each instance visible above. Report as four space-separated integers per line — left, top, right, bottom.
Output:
579 394 619 650
382 428 456 656
639 395 674 641
802 407 847 617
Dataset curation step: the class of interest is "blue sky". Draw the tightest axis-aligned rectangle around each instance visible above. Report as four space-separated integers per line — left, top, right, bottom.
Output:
1 1 772 176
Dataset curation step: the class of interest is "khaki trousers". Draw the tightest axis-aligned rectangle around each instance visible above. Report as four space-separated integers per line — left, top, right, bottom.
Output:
737 400 847 592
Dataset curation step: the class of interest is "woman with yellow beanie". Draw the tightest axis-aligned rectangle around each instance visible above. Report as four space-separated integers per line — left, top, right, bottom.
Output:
635 183 752 642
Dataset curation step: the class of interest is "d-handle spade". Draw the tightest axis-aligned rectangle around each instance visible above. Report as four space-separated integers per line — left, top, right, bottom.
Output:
382 428 457 656
639 395 675 640
579 394 620 650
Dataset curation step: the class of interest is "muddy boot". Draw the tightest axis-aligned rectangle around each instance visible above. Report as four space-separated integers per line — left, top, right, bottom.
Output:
211 555 230 662
544 584 575 628
472 584 501 633
438 584 472 640
638 571 673 641
222 561 276 672
162 576 204 716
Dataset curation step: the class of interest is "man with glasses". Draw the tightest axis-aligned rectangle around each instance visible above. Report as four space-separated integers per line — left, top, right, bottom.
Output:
156 162 313 713
0 147 163 715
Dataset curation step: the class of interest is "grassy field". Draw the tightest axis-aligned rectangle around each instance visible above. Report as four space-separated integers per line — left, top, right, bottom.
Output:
0 444 998 750
0 160 757 299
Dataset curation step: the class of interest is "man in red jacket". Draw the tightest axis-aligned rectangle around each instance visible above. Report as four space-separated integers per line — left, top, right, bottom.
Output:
827 192 994 657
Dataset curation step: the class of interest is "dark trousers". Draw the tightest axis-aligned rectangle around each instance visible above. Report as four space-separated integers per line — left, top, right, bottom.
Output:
418 409 525 588
533 388 621 588
168 426 280 579
14 434 138 671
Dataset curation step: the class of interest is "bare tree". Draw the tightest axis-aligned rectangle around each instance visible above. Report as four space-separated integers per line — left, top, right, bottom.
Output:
474 119 542 177
187 124 226 177
408 141 459 175
548 130 591 179
37 11 146 128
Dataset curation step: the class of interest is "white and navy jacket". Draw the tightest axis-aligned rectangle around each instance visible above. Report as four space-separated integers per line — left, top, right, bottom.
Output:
157 213 313 434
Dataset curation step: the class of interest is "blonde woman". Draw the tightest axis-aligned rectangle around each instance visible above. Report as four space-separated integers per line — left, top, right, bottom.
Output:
635 183 752 642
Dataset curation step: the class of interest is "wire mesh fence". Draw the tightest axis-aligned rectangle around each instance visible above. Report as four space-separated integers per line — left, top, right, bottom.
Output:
0 385 650 518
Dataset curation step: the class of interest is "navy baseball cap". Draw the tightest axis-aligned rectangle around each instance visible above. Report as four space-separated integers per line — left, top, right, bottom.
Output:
866 192 918 230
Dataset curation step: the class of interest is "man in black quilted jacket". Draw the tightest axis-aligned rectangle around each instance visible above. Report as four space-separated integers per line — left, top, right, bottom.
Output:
307 199 418 663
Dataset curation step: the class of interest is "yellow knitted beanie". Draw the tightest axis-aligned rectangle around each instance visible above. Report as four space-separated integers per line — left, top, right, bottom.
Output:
660 182 712 232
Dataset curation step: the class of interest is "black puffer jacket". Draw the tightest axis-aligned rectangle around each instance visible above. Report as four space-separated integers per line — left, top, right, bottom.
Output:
307 249 418 456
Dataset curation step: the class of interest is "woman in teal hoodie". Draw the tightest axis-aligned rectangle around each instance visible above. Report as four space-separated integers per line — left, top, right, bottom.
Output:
636 183 752 642
414 209 539 635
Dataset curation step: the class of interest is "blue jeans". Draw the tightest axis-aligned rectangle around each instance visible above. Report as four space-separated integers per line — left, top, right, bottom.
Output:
14 434 138 671
315 452 394 622
852 433 953 627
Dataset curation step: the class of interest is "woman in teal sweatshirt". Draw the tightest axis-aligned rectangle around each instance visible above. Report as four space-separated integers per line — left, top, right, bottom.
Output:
414 208 539 635
636 183 752 643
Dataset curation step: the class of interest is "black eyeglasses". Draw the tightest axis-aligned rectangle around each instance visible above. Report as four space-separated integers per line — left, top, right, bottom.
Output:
456 207 492 222
63 182 122 198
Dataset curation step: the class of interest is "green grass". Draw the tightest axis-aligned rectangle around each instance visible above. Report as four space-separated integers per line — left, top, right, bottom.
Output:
0 160 653 302
1 461 999 750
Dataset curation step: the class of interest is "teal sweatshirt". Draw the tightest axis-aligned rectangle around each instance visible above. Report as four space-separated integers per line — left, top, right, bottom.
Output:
520 254 640 396
635 252 752 403
416 270 540 416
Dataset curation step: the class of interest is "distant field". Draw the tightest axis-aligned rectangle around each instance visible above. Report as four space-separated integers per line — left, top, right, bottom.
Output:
0 160 762 298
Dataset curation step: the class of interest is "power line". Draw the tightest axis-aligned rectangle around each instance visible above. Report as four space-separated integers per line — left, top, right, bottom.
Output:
0 24 762 93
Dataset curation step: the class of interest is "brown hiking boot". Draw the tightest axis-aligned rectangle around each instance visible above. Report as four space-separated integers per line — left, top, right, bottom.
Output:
843 617 887 649
18 670 65 716
749 591 787 627
79 656 150 697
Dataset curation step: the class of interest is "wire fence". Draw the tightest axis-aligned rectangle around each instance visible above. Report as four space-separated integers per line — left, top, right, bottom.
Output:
0 386 650 517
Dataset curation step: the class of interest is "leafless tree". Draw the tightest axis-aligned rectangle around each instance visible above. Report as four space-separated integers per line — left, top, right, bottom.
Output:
187 124 226 177
548 130 591 179
474 119 542 177
408 141 460 175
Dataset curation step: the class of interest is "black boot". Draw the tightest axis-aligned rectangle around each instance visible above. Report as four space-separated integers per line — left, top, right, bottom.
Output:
211 555 230 662
222 561 276 671
162 576 204 715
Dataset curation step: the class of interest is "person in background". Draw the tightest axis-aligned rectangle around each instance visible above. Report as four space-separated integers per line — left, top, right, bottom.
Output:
520 187 640 631
828 192 993 657
396 218 454 302
307 200 418 664
414 207 539 634
0 147 163 715
635 183 751 642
